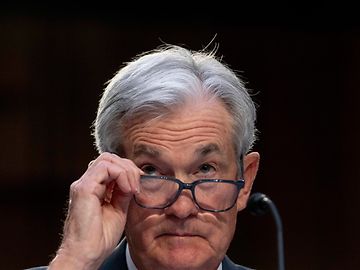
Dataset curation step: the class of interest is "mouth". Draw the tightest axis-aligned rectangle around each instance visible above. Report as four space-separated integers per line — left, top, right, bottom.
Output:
158 231 203 239
162 233 198 237
156 223 207 240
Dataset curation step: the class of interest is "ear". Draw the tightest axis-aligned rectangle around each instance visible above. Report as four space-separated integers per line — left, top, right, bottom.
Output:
236 151 260 211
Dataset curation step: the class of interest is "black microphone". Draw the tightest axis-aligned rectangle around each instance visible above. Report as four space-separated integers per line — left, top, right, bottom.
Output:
247 192 285 270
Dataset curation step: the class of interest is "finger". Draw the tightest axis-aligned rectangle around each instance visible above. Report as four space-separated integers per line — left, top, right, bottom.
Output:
95 153 143 193
110 185 132 214
82 160 141 199
110 153 145 179
114 157 142 193
86 152 117 170
89 152 123 168
113 168 136 194
90 152 143 177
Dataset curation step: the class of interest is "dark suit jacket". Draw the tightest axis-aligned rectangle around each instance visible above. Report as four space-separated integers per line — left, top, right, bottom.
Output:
99 238 253 270
26 239 253 270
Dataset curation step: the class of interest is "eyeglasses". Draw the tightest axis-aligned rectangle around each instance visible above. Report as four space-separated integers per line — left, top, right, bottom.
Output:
134 175 245 212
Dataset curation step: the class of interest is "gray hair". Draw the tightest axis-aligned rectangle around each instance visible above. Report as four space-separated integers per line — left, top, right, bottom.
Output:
93 44 257 160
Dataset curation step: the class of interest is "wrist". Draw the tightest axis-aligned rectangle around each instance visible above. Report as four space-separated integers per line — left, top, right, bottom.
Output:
48 248 102 270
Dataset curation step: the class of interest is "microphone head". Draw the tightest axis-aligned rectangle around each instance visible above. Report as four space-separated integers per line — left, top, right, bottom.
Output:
247 192 271 216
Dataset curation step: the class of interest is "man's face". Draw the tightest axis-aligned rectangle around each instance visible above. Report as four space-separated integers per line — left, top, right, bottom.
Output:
123 99 256 270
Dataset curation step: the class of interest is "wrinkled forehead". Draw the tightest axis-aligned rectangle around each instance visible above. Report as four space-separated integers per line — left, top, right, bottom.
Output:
121 100 236 154
123 97 233 124
123 97 234 131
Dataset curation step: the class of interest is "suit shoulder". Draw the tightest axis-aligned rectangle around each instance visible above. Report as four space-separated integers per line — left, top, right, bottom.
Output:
223 255 255 270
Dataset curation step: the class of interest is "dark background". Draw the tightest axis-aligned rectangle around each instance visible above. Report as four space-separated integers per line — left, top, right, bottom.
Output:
1 2 359 270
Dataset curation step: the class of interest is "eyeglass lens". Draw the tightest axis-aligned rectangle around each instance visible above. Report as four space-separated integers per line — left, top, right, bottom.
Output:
134 176 240 212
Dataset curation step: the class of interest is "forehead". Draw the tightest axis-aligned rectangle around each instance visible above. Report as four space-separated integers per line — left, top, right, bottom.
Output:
122 100 235 157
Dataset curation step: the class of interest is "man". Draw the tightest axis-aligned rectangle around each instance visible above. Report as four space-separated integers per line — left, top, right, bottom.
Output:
30 44 260 270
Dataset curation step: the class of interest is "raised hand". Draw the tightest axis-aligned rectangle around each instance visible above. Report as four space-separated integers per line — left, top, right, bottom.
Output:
49 152 143 270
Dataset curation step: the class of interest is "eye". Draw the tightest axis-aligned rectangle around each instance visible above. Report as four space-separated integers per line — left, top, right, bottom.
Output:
198 163 216 174
141 165 158 175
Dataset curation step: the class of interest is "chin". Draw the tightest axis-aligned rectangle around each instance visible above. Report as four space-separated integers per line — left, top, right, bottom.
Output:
157 256 216 270
156 241 218 270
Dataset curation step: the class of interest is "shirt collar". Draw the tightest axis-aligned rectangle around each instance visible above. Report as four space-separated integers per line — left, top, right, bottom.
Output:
125 242 223 270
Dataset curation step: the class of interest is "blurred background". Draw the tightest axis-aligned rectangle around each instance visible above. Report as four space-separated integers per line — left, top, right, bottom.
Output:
1 2 359 269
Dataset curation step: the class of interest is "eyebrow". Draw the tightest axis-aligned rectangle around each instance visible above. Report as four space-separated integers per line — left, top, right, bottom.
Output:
132 143 221 159
133 144 161 158
194 143 221 157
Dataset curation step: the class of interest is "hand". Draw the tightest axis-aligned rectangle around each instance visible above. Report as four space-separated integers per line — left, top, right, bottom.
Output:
49 152 143 270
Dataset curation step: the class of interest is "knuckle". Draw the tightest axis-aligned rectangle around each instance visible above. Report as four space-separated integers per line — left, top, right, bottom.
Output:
87 160 95 167
95 160 110 171
70 180 83 195
100 152 113 160
70 180 80 192
72 180 96 195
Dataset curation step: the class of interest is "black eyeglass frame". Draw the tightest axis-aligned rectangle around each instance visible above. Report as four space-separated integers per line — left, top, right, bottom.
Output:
134 175 245 213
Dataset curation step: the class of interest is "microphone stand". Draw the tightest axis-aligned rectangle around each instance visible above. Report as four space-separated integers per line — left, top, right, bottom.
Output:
247 193 285 270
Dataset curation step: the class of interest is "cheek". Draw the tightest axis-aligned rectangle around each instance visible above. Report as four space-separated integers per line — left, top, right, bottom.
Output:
126 201 143 226
210 210 238 250
125 201 157 250
218 213 237 251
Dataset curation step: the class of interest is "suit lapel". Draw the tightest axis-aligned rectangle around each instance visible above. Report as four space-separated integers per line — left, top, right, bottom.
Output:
99 238 128 270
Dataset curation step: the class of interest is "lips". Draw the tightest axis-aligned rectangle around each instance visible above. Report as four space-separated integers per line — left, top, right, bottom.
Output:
162 233 198 237
157 229 203 238
155 221 208 239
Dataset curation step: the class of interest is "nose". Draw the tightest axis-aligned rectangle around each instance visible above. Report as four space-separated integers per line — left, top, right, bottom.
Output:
164 176 199 219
